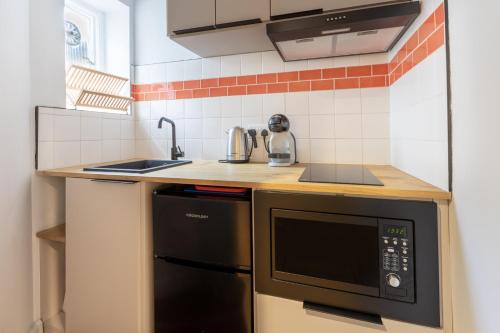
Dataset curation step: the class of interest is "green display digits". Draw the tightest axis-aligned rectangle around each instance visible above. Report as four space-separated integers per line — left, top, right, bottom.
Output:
386 225 407 237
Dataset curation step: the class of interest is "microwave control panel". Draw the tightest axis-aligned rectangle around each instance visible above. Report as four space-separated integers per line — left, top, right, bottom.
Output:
379 218 415 303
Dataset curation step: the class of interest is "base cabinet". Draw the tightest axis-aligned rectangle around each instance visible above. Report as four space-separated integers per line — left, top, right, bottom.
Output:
255 294 446 333
66 178 142 333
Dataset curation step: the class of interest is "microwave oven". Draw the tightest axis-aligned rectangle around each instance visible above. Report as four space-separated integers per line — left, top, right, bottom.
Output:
254 191 440 327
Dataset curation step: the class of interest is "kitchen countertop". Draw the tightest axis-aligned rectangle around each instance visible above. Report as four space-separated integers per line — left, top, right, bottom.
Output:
37 160 451 201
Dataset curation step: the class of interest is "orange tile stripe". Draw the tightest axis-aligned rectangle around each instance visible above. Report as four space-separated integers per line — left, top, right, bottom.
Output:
388 3 445 84
132 3 445 102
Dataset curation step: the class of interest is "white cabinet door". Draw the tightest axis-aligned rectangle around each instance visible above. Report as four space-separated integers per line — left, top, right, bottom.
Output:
167 0 216 34
66 178 142 333
216 0 270 25
271 0 398 18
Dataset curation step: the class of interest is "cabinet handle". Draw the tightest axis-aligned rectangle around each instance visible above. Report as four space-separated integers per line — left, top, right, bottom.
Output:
303 302 383 325
215 18 262 29
173 25 216 35
91 179 138 185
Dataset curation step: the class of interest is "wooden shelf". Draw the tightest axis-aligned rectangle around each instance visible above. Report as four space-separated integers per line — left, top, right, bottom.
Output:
37 224 66 243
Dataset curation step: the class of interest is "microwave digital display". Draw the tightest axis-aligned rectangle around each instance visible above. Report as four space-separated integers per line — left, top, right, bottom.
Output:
385 225 407 237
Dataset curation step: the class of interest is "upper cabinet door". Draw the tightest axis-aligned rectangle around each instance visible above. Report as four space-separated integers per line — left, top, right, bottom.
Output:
271 0 398 18
216 0 270 26
167 0 216 34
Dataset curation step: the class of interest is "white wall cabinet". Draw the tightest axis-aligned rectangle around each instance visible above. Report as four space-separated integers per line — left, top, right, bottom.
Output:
66 178 143 333
216 0 270 25
270 0 399 18
167 0 216 34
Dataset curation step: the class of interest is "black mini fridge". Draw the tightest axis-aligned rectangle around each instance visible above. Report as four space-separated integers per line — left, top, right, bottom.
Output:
153 186 253 333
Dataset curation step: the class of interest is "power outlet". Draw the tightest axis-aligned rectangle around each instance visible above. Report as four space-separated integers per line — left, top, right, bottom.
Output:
245 123 268 136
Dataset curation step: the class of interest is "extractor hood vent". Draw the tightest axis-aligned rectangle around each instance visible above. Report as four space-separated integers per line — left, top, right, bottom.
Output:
266 1 421 62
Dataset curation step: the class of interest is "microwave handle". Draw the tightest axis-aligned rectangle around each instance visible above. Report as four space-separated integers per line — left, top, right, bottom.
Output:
303 302 383 326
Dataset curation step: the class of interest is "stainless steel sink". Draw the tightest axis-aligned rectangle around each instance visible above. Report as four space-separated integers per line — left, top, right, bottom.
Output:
83 160 192 174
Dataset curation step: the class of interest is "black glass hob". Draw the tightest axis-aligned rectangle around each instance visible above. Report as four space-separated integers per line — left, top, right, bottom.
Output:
299 164 384 186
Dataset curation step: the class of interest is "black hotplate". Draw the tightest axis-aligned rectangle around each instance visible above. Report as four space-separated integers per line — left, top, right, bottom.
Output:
299 164 384 186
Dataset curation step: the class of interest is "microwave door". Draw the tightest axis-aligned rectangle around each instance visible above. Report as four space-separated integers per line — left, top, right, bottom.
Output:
270 209 380 297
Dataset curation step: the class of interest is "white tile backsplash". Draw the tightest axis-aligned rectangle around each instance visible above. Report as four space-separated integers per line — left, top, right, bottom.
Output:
241 53 262 75
81 117 102 141
336 139 363 164
81 141 102 164
335 89 362 114
37 142 54 170
220 55 241 77
183 59 202 80
310 139 335 163
184 99 203 119
184 139 203 160
310 115 335 139
38 114 54 142
53 141 80 168
102 140 122 162
135 101 151 120
166 62 184 82
285 92 309 115
361 88 390 114
202 57 221 79
284 60 308 72
309 91 334 115
54 115 80 141
203 118 221 139
150 100 167 120
185 118 203 139
242 95 263 118
102 118 121 140
390 49 449 189
335 114 362 139
263 93 285 119
362 113 390 139
202 97 221 118
167 100 185 119
262 51 283 73
149 63 167 83
121 120 135 140
221 96 242 117
37 107 135 169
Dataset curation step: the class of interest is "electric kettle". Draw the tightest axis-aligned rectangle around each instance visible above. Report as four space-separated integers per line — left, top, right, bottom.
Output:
221 127 258 163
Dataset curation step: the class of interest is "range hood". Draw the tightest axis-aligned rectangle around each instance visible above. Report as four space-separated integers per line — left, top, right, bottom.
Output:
266 1 421 61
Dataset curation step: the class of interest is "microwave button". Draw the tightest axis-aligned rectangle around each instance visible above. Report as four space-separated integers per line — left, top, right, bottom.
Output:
393 240 398 245
403 249 408 255
403 258 408 263
384 239 389 244
403 267 408 271
387 248 395 253
402 241 408 246
387 273 401 288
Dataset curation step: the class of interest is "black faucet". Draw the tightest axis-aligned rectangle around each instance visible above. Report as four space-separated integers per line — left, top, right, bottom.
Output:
158 117 184 160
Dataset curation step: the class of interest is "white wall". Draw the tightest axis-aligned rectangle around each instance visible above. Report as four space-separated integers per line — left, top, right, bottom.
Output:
0 0 35 331
134 0 198 65
30 0 67 108
448 0 500 332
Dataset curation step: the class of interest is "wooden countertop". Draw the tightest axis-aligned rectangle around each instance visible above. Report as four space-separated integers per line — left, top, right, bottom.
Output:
37 160 451 201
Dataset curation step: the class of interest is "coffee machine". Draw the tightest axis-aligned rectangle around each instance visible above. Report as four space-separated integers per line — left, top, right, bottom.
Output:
262 114 297 167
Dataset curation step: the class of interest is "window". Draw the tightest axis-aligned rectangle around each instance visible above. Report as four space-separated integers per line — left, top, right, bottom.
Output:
64 0 132 113
64 1 104 70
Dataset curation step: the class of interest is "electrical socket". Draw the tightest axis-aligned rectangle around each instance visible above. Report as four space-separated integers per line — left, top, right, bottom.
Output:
245 123 268 136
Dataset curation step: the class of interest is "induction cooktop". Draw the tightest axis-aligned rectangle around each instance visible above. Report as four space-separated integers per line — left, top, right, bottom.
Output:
299 164 384 186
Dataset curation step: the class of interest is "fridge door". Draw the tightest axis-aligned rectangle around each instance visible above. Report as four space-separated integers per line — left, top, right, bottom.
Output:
153 193 251 269
154 258 252 333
